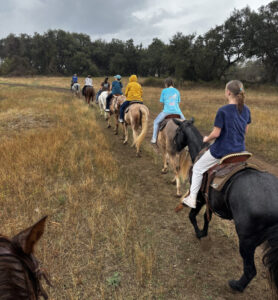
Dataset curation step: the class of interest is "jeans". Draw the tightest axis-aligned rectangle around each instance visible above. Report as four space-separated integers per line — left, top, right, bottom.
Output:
151 111 186 142
120 101 131 119
190 149 220 199
106 93 113 110
96 90 101 101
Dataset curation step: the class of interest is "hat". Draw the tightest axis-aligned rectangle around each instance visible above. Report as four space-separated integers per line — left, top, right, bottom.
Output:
114 75 121 80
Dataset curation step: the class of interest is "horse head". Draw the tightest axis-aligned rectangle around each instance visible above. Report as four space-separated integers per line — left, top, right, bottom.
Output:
0 216 50 299
173 118 195 152
173 117 206 161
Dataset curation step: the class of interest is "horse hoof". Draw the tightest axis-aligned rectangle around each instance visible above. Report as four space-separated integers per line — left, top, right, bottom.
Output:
175 194 182 198
114 132 118 135
136 153 141 158
175 203 184 213
228 280 244 292
161 170 168 174
123 141 127 145
107 125 111 128
171 180 176 185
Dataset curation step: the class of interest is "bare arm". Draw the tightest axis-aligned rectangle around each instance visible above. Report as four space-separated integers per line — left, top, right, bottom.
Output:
245 124 249 134
203 127 221 143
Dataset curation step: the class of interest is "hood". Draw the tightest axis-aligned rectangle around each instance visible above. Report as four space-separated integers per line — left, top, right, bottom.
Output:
129 75 138 82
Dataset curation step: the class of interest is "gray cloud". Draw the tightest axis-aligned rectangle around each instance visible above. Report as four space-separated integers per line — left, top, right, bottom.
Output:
0 0 272 45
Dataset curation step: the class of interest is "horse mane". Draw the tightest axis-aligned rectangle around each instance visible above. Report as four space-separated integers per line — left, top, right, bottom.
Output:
185 123 207 161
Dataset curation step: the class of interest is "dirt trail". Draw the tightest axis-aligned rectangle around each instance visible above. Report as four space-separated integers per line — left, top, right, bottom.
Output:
95 105 272 300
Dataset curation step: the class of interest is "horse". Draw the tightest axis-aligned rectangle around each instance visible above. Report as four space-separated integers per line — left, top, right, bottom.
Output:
173 118 278 294
71 83 81 98
98 91 109 119
107 95 126 135
157 118 192 196
0 216 50 299
84 86 95 105
122 103 149 157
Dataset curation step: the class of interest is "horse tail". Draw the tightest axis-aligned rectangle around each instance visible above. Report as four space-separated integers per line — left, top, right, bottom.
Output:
134 105 149 150
263 224 278 294
179 147 192 182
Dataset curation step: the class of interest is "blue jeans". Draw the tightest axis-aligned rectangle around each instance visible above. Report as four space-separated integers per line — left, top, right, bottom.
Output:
151 111 186 142
120 101 131 119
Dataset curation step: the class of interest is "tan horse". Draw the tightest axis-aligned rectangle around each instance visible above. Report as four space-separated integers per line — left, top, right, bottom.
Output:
107 95 126 135
123 103 149 156
157 118 192 196
84 86 95 105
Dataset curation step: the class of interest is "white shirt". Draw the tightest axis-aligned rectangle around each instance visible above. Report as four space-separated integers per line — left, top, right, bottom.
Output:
85 77 93 86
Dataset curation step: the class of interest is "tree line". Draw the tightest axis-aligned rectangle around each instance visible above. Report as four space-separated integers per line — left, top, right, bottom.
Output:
0 1 277 82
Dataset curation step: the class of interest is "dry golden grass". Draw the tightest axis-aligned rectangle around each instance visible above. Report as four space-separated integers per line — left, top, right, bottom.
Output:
0 85 155 299
0 78 276 299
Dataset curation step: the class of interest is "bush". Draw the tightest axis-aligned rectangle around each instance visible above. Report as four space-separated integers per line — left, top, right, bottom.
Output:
142 77 164 88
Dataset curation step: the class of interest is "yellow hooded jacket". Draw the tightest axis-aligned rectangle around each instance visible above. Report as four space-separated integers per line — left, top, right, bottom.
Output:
125 75 143 101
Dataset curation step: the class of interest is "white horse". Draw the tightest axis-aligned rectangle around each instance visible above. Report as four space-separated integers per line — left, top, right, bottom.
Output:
98 91 109 119
71 83 81 97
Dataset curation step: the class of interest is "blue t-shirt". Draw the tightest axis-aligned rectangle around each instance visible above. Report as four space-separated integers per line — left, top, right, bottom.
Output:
160 87 183 115
111 80 123 95
72 75 78 83
210 104 251 159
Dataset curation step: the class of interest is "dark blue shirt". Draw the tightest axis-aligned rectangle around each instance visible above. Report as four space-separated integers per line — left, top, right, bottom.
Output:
72 75 78 83
111 80 123 95
210 104 251 159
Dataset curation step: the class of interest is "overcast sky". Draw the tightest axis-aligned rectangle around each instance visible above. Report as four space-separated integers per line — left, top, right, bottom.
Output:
0 0 272 46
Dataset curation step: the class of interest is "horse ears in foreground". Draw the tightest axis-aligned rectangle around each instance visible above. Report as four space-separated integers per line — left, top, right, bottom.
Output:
12 216 47 255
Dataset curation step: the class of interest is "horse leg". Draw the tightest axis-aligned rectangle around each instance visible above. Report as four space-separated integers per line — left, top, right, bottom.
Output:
107 115 111 128
114 115 118 135
123 123 128 144
161 151 168 174
229 238 257 292
189 202 207 239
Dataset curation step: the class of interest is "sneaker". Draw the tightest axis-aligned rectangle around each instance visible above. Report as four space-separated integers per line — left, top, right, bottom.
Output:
182 194 196 209
150 138 156 144
105 109 110 112
119 118 124 123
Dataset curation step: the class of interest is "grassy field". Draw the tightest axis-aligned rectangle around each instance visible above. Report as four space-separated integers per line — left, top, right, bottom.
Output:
1 76 277 161
0 77 277 299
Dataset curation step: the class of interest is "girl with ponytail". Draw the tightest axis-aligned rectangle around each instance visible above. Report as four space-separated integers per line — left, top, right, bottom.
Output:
182 80 251 209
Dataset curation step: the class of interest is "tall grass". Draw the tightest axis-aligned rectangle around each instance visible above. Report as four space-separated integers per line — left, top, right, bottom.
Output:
0 85 155 299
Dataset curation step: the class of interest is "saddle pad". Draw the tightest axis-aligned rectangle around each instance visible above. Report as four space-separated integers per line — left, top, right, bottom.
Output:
165 114 181 119
158 115 181 131
211 162 263 191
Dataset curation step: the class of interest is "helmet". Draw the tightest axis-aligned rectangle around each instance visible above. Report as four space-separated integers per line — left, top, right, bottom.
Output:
114 75 121 80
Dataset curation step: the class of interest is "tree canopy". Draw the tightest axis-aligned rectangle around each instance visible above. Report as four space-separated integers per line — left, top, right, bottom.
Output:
0 1 277 82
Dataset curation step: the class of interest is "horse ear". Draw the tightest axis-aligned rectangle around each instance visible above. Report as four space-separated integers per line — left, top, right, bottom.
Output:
12 216 47 254
190 117 195 124
173 119 183 126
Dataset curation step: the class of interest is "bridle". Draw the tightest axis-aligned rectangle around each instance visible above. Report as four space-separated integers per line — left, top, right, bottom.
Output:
0 236 51 299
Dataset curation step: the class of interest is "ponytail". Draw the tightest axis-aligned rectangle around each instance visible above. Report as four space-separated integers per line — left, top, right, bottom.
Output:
226 80 245 113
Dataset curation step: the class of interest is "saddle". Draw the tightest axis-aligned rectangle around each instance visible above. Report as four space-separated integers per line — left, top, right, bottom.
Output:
197 152 263 220
159 114 181 131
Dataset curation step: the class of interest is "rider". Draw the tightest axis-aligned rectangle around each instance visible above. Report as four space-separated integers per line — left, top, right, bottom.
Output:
71 73 78 88
119 74 143 123
105 75 123 112
96 77 110 104
150 78 186 144
182 80 251 209
82 75 93 96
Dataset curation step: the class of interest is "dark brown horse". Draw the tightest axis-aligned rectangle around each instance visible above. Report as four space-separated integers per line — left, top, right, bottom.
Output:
84 86 95 105
0 216 50 300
